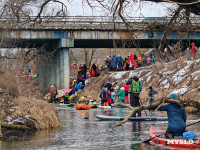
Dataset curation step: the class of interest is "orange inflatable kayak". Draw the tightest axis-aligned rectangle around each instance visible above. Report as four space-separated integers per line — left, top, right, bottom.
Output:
76 103 91 110
149 126 200 150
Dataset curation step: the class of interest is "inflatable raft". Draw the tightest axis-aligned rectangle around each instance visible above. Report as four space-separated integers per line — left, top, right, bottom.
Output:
96 115 168 121
76 103 91 110
149 126 200 150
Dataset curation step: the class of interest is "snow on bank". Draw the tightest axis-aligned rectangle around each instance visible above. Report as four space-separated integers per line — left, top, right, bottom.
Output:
109 59 200 96
110 71 127 79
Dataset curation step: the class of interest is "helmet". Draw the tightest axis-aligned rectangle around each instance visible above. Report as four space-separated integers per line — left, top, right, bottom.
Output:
169 94 178 99
81 96 85 101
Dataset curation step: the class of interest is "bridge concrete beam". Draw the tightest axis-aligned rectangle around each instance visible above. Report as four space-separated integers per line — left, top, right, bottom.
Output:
3 30 200 41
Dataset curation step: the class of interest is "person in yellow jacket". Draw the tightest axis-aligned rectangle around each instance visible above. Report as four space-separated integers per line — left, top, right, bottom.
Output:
137 54 143 67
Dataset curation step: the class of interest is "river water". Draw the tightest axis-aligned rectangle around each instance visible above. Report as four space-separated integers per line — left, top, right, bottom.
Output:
0 106 199 150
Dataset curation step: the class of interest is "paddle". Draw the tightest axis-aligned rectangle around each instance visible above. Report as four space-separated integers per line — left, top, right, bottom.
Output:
142 119 200 144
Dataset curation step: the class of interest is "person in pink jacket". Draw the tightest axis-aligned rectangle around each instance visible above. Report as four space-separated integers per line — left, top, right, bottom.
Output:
190 42 196 57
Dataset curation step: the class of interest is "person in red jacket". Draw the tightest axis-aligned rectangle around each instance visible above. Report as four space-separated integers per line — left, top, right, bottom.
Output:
190 42 196 58
128 51 134 69
124 81 130 104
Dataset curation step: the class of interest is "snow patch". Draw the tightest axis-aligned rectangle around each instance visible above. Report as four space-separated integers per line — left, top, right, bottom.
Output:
171 86 188 95
111 72 127 79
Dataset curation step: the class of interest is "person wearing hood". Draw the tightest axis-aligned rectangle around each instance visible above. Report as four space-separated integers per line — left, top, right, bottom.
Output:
126 74 142 117
128 51 134 69
158 94 187 138
190 42 196 58
116 87 125 103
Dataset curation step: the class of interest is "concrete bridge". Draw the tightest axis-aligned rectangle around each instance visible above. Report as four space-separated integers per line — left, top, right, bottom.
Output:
0 16 200 90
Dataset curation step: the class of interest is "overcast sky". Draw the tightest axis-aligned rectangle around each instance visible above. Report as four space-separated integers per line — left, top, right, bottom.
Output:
65 1 173 17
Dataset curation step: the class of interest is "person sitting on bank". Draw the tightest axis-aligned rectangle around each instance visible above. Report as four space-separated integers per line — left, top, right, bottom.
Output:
99 87 110 106
158 94 187 138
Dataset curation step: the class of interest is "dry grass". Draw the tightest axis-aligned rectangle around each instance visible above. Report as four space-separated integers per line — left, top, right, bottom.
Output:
0 67 61 130
11 96 61 129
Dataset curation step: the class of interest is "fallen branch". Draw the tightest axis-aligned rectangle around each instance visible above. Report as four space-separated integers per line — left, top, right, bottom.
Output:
112 97 184 128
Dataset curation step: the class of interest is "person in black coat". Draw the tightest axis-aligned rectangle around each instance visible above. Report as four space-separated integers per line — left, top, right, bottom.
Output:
105 80 113 92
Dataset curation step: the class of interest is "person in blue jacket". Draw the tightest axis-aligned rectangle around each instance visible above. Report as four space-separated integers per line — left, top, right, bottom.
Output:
148 86 158 115
158 94 187 138
111 54 118 71
148 86 158 104
117 54 123 71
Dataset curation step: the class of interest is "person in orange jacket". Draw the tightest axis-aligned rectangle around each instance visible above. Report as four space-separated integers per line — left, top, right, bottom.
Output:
147 55 151 65
137 54 143 67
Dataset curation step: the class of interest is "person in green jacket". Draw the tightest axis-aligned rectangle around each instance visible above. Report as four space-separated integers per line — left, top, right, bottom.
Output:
63 93 70 104
116 87 125 103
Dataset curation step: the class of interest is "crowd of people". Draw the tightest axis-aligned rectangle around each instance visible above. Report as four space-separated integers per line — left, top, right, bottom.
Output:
104 51 155 71
70 63 102 95
99 74 189 139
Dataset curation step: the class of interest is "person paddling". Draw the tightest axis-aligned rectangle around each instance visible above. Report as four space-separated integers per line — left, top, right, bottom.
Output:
158 94 187 139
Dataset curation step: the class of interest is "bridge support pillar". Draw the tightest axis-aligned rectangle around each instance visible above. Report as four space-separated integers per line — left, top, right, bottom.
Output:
56 38 74 89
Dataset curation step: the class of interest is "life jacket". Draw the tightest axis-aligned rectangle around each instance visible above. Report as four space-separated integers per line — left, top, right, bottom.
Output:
101 91 109 99
78 74 83 80
138 56 142 62
129 80 140 94
147 57 151 63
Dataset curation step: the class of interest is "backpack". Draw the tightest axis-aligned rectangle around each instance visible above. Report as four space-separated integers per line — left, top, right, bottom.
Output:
52 89 57 95
183 131 196 140
129 80 140 94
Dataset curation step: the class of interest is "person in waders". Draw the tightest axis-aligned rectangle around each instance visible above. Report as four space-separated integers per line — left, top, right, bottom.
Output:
126 74 142 117
99 87 110 106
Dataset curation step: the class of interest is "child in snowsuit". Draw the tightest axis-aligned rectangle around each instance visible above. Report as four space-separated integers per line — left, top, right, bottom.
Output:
116 87 125 103
148 86 158 115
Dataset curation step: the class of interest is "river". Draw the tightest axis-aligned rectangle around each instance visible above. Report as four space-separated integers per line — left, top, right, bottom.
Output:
0 106 199 150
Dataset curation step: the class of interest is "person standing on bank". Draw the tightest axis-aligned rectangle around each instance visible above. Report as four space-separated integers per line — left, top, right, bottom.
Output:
126 74 142 117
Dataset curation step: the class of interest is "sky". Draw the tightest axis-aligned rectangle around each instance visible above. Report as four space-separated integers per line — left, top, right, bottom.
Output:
65 0 174 17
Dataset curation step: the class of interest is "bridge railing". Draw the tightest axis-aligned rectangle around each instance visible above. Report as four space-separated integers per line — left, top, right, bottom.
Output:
0 16 200 29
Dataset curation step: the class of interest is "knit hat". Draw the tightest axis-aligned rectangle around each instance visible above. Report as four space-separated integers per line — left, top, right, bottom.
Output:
107 80 110 83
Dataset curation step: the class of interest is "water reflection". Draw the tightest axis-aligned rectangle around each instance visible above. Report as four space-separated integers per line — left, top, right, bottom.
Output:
0 107 199 150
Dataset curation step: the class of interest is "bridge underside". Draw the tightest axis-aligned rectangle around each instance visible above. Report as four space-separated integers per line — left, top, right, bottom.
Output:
1 39 197 48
